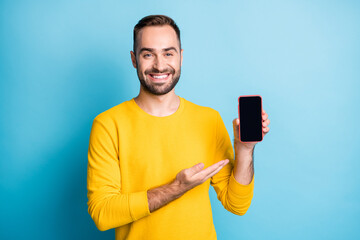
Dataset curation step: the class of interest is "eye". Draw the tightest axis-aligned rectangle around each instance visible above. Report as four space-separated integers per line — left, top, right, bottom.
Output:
165 53 173 57
143 53 152 58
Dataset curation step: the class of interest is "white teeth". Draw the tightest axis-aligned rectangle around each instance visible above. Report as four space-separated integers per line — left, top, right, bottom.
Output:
151 74 168 79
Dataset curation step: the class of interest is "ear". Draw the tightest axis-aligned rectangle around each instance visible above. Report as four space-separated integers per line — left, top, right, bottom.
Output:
130 51 137 68
180 49 184 66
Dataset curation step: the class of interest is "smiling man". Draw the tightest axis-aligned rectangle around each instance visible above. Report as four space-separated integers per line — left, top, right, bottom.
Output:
87 15 270 240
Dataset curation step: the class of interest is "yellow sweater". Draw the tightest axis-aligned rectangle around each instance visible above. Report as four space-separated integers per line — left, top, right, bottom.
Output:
87 97 254 240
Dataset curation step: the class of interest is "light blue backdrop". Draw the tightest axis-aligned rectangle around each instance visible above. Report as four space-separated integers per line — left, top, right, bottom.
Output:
1 0 359 239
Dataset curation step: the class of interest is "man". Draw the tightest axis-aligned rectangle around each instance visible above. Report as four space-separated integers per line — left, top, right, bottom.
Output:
87 15 270 240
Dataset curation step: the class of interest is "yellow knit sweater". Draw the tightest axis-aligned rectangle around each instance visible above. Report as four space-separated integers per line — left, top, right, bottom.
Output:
87 97 254 240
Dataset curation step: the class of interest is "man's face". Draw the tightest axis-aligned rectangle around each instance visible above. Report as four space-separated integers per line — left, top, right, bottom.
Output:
131 25 183 95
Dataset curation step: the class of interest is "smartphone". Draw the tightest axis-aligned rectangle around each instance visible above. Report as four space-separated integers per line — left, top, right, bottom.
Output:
238 95 263 143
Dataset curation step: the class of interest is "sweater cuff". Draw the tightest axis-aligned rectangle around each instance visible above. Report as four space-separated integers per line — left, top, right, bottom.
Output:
129 191 151 221
228 172 254 197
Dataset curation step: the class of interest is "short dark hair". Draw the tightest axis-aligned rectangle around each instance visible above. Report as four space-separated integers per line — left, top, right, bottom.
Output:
133 15 181 54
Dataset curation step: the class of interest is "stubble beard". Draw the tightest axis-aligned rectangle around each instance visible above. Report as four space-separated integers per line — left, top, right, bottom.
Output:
136 61 181 96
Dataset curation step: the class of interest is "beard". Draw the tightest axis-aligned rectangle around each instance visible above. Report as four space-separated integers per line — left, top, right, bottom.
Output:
136 63 181 96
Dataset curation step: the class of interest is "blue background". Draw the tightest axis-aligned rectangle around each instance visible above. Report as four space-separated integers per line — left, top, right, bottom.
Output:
1 0 359 239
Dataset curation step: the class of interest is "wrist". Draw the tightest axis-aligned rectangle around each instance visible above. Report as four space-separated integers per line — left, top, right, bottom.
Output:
234 141 255 153
235 143 254 165
170 179 186 198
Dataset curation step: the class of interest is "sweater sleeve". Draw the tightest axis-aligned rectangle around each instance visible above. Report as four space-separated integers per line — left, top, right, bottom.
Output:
87 117 150 231
210 112 254 216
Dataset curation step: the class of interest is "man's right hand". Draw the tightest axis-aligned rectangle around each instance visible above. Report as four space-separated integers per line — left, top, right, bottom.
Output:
173 160 230 194
147 159 229 213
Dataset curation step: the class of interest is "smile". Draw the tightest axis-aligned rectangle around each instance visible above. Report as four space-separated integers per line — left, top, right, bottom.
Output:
148 73 171 81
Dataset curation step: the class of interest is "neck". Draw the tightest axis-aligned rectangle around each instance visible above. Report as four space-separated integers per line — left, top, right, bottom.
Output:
134 87 180 117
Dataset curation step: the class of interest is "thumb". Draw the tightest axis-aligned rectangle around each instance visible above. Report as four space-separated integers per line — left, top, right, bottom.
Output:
233 118 240 140
233 118 239 129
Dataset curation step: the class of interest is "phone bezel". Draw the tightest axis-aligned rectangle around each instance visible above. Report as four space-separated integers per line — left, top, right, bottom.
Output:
238 95 263 143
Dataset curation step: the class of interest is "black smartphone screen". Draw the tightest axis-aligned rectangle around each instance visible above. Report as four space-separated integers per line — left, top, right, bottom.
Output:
238 96 263 142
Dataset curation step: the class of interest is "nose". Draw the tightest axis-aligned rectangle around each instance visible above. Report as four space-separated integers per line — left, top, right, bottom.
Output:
153 56 166 72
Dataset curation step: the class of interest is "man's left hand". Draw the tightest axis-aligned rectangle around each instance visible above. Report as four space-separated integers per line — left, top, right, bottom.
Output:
233 109 270 150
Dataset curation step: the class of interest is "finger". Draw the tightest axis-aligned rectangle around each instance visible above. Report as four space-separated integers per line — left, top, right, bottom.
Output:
206 160 229 173
233 119 239 133
263 126 269 133
262 112 268 121
188 162 205 175
233 119 240 140
194 160 229 179
203 163 226 180
262 119 270 127
232 118 239 128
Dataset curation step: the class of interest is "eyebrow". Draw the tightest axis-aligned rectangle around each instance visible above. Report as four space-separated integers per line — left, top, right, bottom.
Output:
139 47 178 54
